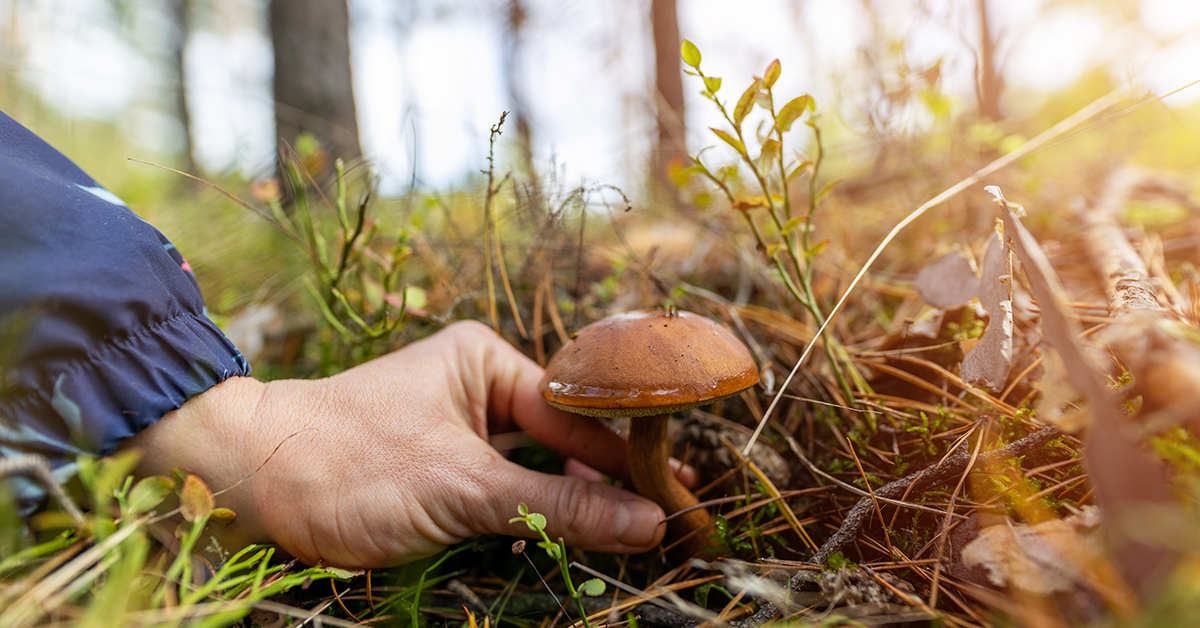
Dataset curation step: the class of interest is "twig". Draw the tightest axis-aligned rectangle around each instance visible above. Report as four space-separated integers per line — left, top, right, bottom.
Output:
811 425 1060 565
1073 168 1168 314
448 579 493 625
723 426 1062 628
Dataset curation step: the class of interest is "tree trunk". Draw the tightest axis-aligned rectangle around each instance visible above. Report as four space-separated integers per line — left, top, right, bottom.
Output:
976 0 1003 121
503 0 534 177
269 0 362 167
650 0 686 195
166 0 197 175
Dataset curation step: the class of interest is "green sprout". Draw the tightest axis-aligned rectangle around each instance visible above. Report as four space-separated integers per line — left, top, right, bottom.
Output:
509 503 606 627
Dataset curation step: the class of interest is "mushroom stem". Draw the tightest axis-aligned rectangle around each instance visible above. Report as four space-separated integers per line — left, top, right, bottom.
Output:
628 414 715 557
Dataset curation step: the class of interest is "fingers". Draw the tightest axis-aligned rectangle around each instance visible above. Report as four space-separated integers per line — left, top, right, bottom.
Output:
567 457 698 489
443 321 636 483
474 460 666 554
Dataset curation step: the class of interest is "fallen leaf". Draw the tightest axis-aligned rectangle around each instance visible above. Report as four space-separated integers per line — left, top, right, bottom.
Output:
915 230 1013 391
962 508 1106 595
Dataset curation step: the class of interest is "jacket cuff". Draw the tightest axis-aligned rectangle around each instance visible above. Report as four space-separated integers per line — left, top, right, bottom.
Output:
2 312 250 460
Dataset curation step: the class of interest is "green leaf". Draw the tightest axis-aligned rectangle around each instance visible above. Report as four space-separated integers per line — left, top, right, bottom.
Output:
678 164 708 177
680 39 701 68
783 216 805 235
210 507 237 526
324 566 365 580
537 540 562 560
527 512 547 531
517 502 529 516
787 159 813 181
806 239 830 259
733 80 761 128
127 476 174 515
762 59 781 88
775 95 812 133
170 467 191 494
695 582 712 607
578 578 607 597
765 241 783 257
180 474 214 523
710 128 747 159
757 138 780 171
814 177 843 204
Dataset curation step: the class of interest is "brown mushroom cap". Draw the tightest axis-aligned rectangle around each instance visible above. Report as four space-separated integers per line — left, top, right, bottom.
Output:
539 309 760 417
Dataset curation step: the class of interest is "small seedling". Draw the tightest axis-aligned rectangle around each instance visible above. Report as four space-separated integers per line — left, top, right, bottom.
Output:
509 503 606 627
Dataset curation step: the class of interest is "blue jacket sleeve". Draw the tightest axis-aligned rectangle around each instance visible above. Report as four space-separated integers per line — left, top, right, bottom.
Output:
0 110 250 503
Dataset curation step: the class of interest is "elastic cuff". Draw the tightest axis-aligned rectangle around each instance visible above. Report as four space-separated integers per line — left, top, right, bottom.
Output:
2 312 251 459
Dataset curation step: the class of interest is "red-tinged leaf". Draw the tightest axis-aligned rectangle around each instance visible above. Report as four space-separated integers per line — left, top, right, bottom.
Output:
806 238 829 259
180 474 214 523
733 80 761 128
775 95 812 133
732 196 769 211
681 39 701 68
763 59 781 88
710 128 747 158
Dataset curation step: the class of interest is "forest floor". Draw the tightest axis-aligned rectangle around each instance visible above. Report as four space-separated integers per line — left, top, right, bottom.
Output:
6 71 1200 628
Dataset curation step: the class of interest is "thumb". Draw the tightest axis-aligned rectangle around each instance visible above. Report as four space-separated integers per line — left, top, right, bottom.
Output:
482 461 666 554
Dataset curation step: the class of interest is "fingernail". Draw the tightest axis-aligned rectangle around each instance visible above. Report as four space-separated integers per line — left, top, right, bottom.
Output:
613 500 664 547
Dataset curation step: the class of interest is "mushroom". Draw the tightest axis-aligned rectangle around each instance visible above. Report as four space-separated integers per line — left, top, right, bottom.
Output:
538 308 760 556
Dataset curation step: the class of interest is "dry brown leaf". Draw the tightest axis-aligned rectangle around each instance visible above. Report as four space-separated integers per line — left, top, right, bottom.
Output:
915 230 1013 391
962 508 1104 595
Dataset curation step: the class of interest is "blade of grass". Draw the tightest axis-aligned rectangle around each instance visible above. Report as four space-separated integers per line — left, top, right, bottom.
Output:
1 518 144 627
716 435 817 552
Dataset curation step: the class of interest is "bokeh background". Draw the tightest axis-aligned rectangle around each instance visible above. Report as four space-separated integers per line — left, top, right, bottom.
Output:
3 0 1199 192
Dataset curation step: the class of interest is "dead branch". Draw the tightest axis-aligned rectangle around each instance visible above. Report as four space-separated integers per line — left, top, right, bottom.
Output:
1072 167 1200 431
1073 166 1189 315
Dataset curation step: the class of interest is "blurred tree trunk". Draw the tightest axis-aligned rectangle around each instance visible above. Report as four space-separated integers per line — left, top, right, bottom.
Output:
269 0 361 167
503 0 534 177
166 0 197 174
651 0 686 195
976 0 1003 121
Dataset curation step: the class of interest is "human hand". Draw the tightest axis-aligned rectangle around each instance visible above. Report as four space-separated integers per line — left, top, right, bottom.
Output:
125 321 691 568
